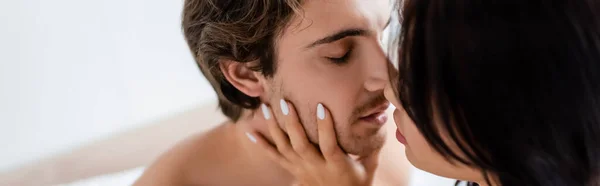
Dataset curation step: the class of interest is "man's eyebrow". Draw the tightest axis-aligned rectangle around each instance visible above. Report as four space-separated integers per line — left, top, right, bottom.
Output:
305 29 367 49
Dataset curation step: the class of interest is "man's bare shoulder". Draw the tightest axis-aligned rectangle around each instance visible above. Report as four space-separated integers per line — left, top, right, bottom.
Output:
134 121 237 186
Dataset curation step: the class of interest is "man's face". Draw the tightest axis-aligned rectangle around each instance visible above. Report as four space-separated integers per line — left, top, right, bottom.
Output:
261 0 393 156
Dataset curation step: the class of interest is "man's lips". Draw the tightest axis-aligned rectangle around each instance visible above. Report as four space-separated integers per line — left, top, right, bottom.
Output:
358 102 391 125
359 112 388 125
360 102 391 118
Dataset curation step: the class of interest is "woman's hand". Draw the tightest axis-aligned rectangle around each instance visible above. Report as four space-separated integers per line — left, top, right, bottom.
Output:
246 100 380 186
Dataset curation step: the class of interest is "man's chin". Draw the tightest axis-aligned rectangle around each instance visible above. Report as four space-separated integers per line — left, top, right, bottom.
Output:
338 132 387 156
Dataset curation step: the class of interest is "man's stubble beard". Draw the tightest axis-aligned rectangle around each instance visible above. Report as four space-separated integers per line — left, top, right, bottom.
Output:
266 78 386 156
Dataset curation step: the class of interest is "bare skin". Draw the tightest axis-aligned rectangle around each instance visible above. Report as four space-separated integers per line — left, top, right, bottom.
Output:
133 108 409 186
135 0 410 185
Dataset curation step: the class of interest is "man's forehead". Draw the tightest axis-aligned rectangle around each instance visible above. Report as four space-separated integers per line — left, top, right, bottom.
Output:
279 0 392 48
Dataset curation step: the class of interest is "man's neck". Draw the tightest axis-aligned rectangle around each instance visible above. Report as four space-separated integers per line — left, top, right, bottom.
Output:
234 109 275 144
230 109 295 184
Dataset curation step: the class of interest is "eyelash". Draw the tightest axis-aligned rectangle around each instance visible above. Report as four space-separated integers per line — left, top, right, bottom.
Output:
327 48 353 64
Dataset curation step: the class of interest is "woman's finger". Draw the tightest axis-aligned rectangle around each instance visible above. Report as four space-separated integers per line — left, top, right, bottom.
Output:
280 100 323 163
316 103 344 161
246 131 292 170
262 104 301 162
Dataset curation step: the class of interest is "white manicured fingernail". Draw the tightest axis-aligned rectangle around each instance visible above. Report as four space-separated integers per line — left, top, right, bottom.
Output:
317 103 325 120
246 132 257 143
261 104 271 120
280 99 289 115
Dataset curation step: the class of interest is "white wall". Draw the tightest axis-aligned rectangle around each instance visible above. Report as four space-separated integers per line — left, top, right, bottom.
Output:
0 0 217 171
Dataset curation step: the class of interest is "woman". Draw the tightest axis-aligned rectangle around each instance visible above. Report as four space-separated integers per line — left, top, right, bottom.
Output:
247 0 600 185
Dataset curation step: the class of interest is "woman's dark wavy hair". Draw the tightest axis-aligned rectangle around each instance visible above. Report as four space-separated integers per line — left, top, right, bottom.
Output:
395 0 600 185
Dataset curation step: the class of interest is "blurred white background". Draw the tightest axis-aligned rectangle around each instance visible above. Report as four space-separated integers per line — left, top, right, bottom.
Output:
0 0 454 185
0 0 216 171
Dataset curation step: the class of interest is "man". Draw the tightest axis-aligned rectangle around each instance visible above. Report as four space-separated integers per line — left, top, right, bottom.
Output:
134 0 410 185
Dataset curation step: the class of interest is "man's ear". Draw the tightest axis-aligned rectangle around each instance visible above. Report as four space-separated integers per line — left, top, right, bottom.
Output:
220 60 263 97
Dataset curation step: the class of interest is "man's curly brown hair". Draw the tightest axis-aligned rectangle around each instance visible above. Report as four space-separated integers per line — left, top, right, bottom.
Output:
182 0 303 121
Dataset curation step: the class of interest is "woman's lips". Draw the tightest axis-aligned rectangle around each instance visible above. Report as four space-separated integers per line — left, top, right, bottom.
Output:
396 128 407 145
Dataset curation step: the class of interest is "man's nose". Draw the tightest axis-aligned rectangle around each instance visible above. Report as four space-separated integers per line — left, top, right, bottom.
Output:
364 44 390 92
